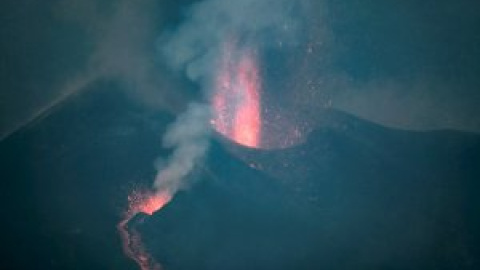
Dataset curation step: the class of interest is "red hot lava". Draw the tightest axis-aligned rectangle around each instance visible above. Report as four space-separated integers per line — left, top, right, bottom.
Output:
211 41 262 148
118 40 266 270
117 189 171 270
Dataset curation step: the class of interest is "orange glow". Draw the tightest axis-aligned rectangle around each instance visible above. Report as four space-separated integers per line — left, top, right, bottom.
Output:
211 41 261 148
126 189 171 216
118 189 171 270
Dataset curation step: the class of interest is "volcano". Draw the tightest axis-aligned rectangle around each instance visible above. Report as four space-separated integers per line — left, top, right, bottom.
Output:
1 82 479 269
135 110 480 270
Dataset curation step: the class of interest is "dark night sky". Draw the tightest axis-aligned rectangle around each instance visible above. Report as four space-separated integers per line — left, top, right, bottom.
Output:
1 0 480 138
1 1 480 269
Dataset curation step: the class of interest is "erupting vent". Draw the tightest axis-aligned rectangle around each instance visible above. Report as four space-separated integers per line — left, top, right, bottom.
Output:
211 41 262 148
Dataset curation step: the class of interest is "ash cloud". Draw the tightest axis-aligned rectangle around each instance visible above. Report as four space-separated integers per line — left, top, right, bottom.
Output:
0 0 191 141
2 0 480 143
54 0 188 113
159 0 307 84
152 0 310 195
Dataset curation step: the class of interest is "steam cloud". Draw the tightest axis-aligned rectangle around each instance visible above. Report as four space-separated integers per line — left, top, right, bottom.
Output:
152 0 307 195
160 0 304 83
4 0 479 144
153 103 211 195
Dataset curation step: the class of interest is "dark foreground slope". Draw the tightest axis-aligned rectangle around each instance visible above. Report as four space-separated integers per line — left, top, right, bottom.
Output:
141 111 480 270
0 81 479 269
0 81 174 270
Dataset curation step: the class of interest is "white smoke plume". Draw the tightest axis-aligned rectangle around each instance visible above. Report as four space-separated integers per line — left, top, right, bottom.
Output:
152 0 308 195
153 103 211 195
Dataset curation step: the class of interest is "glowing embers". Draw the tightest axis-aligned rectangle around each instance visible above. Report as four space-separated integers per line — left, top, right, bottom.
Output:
117 189 171 270
211 41 262 148
125 189 171 216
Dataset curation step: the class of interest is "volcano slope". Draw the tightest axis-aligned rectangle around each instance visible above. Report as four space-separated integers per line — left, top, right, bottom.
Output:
0 81 175 270
1 79 478 270
138 110 480 270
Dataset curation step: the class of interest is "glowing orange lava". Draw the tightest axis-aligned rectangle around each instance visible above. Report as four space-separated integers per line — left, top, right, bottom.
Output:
126 189 171 216
211 41 261 148
118 189 171 270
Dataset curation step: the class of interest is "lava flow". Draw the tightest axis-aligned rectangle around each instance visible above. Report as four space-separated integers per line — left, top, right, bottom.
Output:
211 41 262 148
117 189 171 270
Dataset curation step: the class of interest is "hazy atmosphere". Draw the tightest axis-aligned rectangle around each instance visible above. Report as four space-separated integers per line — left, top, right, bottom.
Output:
1 1 479 270
2 0 480 141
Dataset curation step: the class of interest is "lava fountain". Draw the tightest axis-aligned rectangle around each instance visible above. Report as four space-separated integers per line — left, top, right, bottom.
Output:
211 41 262 148
117 189 171 270
118 40 263 270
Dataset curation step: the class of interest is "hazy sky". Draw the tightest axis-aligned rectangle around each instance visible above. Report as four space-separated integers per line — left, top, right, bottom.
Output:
1 0 479 140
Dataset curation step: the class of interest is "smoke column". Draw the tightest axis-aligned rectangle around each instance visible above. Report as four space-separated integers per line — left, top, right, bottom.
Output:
118 0 307 269
117 103 210 270
152 103 211 193
160 0 306 148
